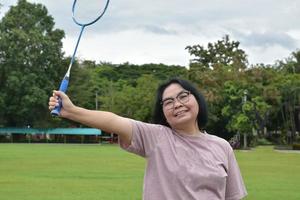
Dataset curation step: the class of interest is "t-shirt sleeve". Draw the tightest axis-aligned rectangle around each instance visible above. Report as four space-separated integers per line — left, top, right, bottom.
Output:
119 120 166 158
225 147 248 200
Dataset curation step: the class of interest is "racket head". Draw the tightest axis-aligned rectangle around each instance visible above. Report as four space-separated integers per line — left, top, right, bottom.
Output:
72 0 110 26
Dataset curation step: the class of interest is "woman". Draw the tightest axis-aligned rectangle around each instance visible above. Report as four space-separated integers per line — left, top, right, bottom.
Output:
49 78 247 200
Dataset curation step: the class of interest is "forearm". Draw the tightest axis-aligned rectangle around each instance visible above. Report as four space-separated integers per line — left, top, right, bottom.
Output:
66 106 132 143
49 90 132 145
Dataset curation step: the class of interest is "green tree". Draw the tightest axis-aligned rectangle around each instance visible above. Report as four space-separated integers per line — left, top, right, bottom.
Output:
186 35 248 73
275 74 300 144
0 0 65 126
97 62 188 85
99 75 160 123
185 35 250 140
277 50 300 74
221 81 252 147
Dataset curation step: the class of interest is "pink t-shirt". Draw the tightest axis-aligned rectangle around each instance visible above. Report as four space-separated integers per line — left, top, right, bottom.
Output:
120 120 247 200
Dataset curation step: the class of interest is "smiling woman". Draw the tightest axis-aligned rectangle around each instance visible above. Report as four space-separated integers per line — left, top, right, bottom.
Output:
48 78 247 200
153 79 207 132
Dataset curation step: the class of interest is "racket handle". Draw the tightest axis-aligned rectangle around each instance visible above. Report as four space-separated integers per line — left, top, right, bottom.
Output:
51 76 69 116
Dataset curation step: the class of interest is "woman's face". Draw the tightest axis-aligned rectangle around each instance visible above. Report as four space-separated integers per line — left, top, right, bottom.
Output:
162 83 199 130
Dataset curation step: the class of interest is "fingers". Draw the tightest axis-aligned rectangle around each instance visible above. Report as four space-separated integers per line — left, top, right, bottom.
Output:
48 90 70 111
48 97 58 111
48 90 60 110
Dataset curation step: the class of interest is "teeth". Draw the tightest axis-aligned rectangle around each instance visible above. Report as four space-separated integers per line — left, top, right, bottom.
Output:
175 110 185 116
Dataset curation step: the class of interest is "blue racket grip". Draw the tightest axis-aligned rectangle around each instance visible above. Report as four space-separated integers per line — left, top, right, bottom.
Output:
51 77 69 116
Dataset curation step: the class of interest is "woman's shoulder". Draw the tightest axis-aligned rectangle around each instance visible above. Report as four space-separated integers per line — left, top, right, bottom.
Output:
131 119 173 134
204 132 233 151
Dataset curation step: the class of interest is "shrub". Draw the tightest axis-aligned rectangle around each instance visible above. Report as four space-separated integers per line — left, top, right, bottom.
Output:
256 137 273 145
292 143 300 150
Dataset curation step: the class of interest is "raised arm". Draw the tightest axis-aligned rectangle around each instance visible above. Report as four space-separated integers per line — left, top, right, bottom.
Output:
48 90 132 145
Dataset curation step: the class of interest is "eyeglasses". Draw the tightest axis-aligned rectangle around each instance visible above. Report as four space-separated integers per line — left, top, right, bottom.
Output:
161 91 191 110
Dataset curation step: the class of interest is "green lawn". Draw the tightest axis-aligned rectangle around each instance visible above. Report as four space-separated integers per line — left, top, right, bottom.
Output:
0 144 299 200
236 146 300 200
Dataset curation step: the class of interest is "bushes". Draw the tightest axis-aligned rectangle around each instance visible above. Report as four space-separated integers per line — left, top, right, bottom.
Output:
292 143 300 150
274 144 300 150
256 137 273 145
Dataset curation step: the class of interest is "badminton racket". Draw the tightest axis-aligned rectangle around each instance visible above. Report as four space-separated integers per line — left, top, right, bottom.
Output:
51 0 110 116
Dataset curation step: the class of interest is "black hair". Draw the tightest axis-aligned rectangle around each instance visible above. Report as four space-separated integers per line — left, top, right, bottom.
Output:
152 78 208 129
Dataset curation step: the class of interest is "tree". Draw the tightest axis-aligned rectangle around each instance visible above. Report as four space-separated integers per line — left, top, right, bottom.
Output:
220 81 252 147
186 35 248 72
185 35 250 140
275 74 300 144
277 50 300 74
99 75 160 123
0 0 65 126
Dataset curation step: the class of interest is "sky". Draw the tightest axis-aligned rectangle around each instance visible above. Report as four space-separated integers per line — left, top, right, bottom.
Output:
1 0 300 66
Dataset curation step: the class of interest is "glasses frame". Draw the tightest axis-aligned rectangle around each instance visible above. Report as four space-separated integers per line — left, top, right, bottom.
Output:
161 91 191 110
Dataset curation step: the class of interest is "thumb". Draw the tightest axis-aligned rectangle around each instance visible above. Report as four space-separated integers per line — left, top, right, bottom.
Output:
53 90 74 110
53 90 67 100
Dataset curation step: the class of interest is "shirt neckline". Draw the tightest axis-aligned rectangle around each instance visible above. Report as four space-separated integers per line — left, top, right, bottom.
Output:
173 129 208 139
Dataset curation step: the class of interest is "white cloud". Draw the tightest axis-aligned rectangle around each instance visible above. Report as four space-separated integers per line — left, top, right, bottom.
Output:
64 29 200 66
1 0 300 66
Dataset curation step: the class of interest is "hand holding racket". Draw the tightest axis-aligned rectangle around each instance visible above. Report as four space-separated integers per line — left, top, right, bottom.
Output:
51 0 110 116
49 91 75 117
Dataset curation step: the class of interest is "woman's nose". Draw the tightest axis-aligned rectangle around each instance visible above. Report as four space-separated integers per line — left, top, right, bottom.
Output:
173 99 183 109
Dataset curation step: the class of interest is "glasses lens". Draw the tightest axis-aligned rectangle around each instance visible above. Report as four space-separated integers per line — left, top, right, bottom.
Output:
162 91 190 110
177 92 190 103
162 99 174 109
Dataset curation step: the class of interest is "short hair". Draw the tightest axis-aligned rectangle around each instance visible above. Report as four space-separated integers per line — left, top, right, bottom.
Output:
153 78 208 129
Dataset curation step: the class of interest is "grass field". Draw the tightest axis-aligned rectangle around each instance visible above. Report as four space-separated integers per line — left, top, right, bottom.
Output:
0 144 299 200
236 146 300 200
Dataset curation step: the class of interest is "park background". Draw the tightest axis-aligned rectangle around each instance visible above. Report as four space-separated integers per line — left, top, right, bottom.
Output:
0 1 300 199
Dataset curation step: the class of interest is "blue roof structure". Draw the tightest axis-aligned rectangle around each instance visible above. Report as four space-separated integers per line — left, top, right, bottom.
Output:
0 128 102 135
